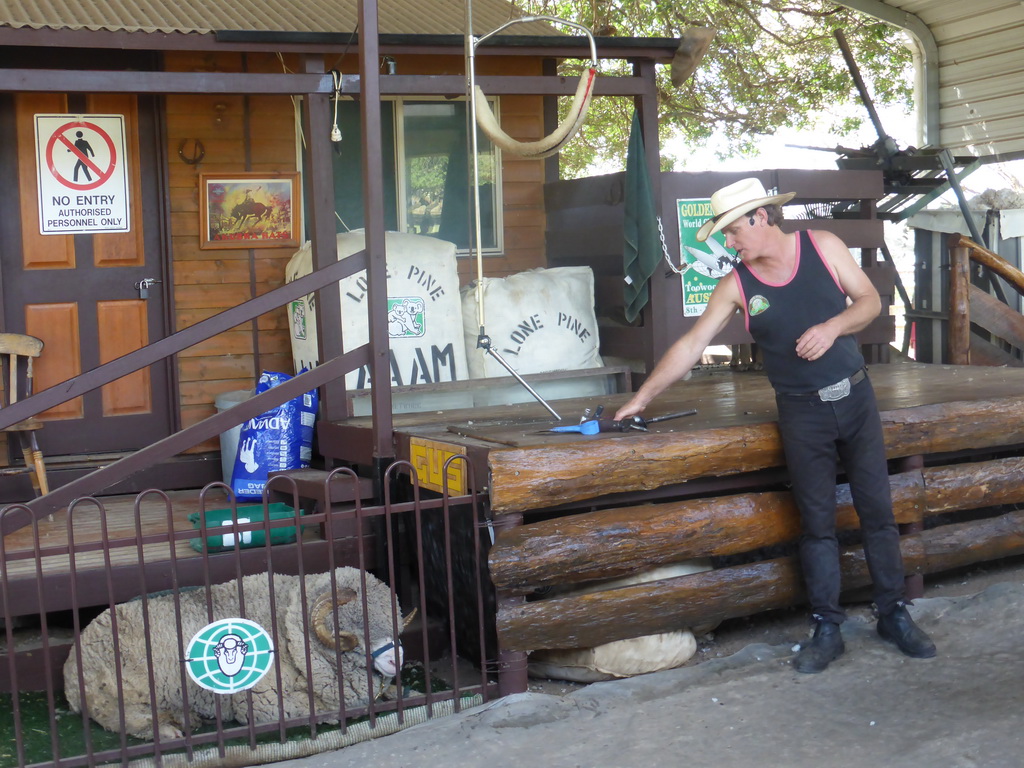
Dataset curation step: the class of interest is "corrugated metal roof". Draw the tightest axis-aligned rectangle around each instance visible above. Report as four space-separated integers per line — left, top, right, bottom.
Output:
845 0 1024 160
0 0 555 37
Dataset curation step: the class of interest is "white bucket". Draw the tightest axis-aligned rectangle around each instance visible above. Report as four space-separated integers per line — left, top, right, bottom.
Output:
214 389 254 485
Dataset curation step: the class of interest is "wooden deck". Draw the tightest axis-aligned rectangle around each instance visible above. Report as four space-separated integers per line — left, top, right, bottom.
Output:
0 489 357 618
318 362 1024 514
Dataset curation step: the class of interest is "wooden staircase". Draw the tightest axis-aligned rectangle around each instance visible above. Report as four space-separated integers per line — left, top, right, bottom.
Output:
948 234 1024 366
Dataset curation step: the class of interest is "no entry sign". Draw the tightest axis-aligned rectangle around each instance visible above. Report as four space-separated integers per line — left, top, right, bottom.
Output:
34 114 131 235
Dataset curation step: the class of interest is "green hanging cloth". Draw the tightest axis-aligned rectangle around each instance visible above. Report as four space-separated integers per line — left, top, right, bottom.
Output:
622 109 661 323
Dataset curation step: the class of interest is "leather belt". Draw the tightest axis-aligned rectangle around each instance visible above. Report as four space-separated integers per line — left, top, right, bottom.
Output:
780 368 867 401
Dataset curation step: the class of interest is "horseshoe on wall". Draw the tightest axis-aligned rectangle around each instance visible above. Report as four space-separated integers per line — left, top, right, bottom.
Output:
177 138 206 164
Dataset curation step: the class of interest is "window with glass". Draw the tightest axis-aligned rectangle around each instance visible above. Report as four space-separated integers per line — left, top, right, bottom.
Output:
326 97 501 254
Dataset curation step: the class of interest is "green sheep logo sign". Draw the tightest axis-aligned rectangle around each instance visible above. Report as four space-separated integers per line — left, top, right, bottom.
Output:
185 618 275 694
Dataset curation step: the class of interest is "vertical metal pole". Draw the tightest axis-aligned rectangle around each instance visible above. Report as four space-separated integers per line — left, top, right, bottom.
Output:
466 0 487 333
464 5 560 421
359 0 394 458
939 149 984 247
541 58 560 184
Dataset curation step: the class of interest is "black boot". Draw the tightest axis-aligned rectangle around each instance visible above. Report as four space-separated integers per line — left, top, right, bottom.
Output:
794 618 844 674
877 602 936 659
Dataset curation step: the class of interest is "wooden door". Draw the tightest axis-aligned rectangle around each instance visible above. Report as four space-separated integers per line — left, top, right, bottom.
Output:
1 92 172 456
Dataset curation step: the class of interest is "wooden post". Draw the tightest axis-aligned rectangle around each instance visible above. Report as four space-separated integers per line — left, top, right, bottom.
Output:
634 59 666 374
896 455 924 599
358 0 394 459
301 55 345 422
948 238 971 364
493 513 529 696
858 197 887 364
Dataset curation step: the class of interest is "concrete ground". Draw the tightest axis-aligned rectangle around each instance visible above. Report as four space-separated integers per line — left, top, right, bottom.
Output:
272 575 1024 768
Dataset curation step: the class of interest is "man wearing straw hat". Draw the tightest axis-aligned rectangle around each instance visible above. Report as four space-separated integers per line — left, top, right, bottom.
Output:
615 178 936 673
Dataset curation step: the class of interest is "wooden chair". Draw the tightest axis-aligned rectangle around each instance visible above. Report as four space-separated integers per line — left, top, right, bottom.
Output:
0 333 48 496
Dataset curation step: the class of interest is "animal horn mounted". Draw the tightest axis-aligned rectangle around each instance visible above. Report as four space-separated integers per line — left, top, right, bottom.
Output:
473 68 596 159
471 15 598 159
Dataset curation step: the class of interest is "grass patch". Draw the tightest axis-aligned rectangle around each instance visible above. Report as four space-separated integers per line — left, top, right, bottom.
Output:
0 690 143 767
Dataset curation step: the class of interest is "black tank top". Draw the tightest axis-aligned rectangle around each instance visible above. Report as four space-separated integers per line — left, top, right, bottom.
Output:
733 230 865 393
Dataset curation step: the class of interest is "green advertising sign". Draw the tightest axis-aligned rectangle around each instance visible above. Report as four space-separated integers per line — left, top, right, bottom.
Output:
676 198 740 317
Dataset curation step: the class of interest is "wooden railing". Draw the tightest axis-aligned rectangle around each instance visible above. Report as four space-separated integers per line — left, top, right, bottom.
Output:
948 234 1024 366
0 253 371 521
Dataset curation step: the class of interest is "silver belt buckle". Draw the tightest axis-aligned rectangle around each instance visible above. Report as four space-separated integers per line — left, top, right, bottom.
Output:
817 377 851 402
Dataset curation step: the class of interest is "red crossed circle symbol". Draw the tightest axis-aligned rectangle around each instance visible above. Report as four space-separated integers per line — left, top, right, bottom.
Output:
45 121 117 191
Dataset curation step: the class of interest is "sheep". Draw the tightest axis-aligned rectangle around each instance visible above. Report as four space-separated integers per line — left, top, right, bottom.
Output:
528 561 716 683
63 567 412 741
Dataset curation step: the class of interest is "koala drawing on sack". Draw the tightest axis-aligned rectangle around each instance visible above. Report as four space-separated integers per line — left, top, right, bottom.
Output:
63 567 414 741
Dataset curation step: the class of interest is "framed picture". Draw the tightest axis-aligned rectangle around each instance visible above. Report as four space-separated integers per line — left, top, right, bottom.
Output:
199 172 300 249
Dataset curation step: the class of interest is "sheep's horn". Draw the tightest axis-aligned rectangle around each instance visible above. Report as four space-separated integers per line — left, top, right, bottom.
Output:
311 588 359 650
402 607 418 630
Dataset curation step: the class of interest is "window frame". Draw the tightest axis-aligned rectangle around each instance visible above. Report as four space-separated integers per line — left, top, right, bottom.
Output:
392 95 504 256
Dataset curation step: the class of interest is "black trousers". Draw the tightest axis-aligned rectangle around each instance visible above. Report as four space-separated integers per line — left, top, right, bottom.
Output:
775 374 905 624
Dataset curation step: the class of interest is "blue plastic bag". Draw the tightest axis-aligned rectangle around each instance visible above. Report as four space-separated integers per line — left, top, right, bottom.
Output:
231 371 318 500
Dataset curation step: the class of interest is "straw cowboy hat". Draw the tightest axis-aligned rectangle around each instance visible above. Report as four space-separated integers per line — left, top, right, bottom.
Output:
696 178 796 242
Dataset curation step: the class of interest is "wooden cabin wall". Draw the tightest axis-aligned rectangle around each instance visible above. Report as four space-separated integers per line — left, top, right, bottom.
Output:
160 51 546 450
485 77 548 279
164 51 297 451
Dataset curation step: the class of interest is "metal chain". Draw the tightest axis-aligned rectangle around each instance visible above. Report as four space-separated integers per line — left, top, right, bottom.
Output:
657 215 688 275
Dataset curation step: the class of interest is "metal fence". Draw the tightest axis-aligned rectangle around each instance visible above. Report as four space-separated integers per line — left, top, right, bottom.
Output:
1 462 497 767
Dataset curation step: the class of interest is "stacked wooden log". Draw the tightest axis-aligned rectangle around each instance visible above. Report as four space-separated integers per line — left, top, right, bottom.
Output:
490 457 1024 652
